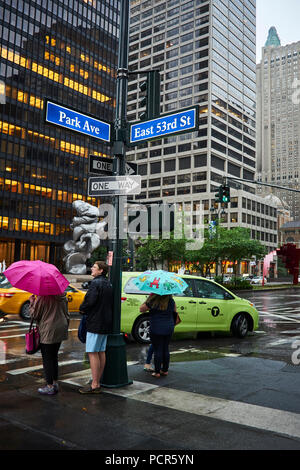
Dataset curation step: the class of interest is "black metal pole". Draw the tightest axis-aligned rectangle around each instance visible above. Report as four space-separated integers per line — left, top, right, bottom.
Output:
101 0 132 388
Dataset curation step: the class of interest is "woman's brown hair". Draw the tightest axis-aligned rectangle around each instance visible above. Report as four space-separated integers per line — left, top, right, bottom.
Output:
146 294 171 311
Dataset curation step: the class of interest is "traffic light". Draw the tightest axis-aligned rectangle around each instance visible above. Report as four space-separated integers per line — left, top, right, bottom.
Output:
214 185 223 203
139 70 161 121
139 80 148 120
222 185 231 203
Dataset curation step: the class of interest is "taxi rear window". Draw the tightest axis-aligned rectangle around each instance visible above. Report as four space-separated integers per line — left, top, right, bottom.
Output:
123 277 151 295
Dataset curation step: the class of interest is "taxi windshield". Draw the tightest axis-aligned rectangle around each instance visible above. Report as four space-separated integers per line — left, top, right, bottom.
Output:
0 276 12 288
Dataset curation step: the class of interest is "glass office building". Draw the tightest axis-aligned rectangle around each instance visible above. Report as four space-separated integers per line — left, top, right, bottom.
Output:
127 0 278 258
0 0 119 267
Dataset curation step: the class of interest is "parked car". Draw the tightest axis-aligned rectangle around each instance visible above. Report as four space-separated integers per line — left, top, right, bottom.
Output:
120 272 259 343
0 276 86 320
250 276 267 285
222 276 232 284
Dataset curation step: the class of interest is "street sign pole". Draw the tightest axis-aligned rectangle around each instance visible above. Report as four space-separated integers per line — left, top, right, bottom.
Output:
101 0 132 388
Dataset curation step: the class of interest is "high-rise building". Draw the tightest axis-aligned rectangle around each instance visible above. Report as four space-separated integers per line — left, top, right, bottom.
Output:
127 0 278 268
257 26 300 220
0 0 119 266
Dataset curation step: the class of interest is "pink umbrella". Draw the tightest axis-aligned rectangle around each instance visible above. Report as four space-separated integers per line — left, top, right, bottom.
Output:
4 260 69 296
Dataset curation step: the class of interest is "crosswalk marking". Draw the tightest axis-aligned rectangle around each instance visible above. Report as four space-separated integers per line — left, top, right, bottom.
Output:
58 376 300 440
132 385 300 440
7 360 82 375
259 310 300 323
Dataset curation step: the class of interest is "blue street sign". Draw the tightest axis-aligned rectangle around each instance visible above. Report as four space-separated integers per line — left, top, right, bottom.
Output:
45 100 111 143
129 106 199 145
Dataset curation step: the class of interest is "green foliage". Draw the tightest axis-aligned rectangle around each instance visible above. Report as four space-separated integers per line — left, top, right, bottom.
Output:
136 233 188 270
187 226 267 276
215 276 253 290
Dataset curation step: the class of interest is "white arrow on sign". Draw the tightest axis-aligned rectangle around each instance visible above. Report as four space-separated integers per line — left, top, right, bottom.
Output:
125 162 137 175
88 175 141 196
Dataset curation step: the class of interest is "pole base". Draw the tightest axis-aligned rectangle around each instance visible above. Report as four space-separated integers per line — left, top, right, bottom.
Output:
101 333 133 388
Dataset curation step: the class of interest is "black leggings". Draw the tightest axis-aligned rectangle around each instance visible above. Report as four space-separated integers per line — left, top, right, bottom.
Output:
40 343 61 385
150 333 172 374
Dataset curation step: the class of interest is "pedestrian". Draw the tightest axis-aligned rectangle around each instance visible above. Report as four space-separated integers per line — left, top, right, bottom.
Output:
29 293 69 395
140 294 177 378
78 261 113 394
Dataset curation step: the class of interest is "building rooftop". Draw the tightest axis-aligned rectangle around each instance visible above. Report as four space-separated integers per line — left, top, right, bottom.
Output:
280 221 300 229
265 27 281 47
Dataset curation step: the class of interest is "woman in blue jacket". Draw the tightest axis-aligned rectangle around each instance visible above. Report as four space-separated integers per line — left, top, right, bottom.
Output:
140 294 177 378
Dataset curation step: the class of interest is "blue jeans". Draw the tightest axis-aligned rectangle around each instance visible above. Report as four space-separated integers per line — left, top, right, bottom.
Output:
150 333 172 374
146 344 153 364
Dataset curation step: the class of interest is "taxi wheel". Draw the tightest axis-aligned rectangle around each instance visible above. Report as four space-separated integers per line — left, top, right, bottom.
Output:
132 315 151 344
20 301 31 320
231 313 249 338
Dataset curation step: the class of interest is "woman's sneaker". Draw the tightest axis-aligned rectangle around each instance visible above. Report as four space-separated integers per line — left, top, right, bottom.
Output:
38 385 57 395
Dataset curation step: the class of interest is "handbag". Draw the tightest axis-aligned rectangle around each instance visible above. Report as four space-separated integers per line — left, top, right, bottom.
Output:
173 311 181 326
78 314 87 343
25 318 40 354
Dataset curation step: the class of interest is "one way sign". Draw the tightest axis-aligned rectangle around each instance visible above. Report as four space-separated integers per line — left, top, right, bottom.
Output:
88 175 141 196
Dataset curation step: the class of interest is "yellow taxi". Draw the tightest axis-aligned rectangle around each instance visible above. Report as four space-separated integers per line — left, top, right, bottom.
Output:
0 275 85 320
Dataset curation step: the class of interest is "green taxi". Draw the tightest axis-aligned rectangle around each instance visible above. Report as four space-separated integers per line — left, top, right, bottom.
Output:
120 272 259 343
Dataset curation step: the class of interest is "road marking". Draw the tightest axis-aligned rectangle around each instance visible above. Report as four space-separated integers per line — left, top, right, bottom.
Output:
60 375 300 439
170 349 241 358
0 328 79 339
7 360 82 375
259 311 300 323
0 334 26 339
131 385 300 440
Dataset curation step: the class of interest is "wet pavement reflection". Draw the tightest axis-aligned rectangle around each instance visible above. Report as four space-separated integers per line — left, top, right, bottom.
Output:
1 289 300 376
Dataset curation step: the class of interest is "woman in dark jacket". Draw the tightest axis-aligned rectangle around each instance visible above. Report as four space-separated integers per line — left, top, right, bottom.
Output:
140 294 177 378
78 261 113 394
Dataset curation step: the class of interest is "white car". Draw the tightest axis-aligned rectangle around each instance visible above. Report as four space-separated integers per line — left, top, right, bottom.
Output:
250 276 267 285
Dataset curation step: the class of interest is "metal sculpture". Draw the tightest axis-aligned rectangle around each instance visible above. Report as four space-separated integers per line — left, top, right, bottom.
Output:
63 200 106 274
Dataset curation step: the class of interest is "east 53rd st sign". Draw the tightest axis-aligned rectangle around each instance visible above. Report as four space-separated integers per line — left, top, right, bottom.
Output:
129 106 199 145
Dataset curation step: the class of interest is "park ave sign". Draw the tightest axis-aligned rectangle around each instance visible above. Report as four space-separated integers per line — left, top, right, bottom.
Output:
45 100 111 143
88 175 141 196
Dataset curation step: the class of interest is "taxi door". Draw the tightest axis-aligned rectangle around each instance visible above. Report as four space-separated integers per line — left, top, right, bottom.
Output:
65 285 81 312
193 279 231 329
173 278 197 331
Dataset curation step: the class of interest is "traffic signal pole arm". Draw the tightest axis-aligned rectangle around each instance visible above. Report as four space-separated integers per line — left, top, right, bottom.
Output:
226 176 300 193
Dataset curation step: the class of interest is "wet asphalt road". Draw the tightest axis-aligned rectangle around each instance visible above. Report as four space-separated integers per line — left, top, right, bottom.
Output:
1 288 300 452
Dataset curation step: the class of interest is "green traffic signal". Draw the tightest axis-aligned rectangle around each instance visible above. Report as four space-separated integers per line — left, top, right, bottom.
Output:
222 185 230 203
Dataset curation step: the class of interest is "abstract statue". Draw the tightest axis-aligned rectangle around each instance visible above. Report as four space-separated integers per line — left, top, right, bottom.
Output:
64 200 106 274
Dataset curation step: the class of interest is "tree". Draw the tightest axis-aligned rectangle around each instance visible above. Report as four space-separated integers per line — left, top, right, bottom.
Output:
186 226 266 279
136 233 188 271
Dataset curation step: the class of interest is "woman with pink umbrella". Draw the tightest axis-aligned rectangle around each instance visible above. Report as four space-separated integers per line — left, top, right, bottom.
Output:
4 260 70 395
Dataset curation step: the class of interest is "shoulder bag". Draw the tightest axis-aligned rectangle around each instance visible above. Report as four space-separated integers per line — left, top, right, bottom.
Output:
25 318 40 354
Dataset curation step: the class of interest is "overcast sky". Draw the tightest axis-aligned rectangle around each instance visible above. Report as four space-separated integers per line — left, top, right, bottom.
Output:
256 0 300 63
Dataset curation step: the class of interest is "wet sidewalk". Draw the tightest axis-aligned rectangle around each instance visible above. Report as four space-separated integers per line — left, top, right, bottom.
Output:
1 354 300 452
